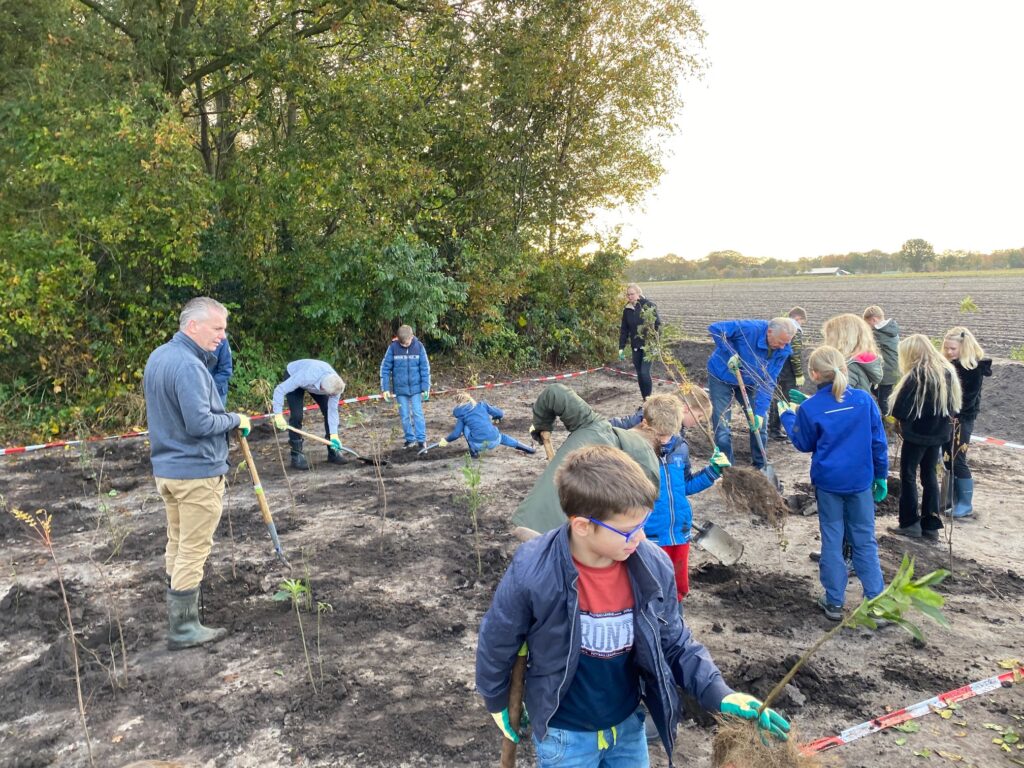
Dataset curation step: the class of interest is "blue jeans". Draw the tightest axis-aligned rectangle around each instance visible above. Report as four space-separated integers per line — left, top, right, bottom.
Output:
708 375 767 468
396 394 426 443
816 488 885 606
533 709 649 768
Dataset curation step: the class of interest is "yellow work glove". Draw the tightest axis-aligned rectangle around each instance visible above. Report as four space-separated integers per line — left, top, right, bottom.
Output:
720 692 790 740
382 391 392 402
745 409 763 433
438 438 449 448
709 447 731 476
236 414 251 437
727 354 742 373
795 374 805 387
273 414 288 431
491 709 518 743
329 434 342 451
776 401 797 419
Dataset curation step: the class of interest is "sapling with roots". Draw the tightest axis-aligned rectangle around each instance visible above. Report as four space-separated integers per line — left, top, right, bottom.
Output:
460 454 484 577
273 578 319 694
712 555 950 768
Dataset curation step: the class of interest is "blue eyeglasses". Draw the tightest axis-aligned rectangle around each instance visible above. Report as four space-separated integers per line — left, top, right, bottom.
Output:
587 510 652 543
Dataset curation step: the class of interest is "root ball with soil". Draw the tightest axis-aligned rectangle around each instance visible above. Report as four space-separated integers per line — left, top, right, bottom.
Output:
720 466 790 528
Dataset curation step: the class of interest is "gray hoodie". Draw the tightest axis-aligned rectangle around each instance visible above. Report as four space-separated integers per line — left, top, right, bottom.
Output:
872 319 901 386
143 332 240 479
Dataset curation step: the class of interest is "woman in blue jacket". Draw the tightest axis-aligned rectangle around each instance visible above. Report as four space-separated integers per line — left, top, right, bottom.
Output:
779 345 889 622
439 393 536 457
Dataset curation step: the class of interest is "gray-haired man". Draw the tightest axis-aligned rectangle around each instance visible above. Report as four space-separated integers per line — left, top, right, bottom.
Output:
143 297 250 650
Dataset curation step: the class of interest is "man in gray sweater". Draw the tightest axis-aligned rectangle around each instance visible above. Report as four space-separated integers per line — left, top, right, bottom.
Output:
144 297 251 650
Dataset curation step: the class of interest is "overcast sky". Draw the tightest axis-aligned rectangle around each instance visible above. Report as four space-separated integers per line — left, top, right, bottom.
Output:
595 1 1024 261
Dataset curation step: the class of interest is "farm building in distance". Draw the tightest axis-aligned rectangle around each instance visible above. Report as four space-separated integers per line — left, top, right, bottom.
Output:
802 267 851 276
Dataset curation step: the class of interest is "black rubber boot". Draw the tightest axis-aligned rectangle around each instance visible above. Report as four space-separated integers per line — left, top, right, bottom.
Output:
166 587 227 650
289 437 309 471
327 447 349 465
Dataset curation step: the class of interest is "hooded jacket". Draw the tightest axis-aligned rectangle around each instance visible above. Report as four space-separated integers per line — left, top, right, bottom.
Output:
891 369 955 446
780 384 887 494
475 525 732 764
872 319 901 386
847 351 884 393
953 358 992 420
379 337 431 396
444 401 503 452
647 436 719 546
513 385 660 535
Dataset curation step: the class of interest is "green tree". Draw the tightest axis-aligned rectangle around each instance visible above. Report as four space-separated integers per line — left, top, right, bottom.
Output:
899 238 936 272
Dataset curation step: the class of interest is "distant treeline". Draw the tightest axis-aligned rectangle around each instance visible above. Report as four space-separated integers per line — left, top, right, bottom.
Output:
626 239 1024 282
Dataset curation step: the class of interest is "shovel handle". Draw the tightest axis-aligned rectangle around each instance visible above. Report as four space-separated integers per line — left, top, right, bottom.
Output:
285 424 333 447
540 431 555 461
499 652 528 768
237 433 272 525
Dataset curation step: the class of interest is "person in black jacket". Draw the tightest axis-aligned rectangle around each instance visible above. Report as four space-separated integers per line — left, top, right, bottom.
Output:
888 335 962 539
618 283 661 401
941 327 993 518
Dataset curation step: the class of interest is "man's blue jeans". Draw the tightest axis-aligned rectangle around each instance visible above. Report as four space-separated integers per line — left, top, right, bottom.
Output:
396 394 426 443
708 375 767 468
816 487 885 606
533 709 649 768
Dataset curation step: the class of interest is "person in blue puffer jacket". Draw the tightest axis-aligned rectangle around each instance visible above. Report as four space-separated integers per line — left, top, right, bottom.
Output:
439 392 536 457
380 325 432 449
612 390 729 601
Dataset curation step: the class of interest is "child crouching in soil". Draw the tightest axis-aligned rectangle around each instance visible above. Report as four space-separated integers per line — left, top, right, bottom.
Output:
476 444 789 766
779 346 888 621
613 390 730 602
438 392 535 457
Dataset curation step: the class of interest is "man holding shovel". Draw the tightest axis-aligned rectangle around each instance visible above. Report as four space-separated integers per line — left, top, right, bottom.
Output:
707 317 796 469
271 359 347 470
143 297 251 650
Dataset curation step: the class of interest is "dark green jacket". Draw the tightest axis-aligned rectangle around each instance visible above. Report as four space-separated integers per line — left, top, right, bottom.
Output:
512 385 660 534
872 319 901 386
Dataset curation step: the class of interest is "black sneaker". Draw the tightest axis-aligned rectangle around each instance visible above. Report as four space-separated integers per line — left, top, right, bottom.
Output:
403 440 417 450
416 442 426 450
816 595 843 622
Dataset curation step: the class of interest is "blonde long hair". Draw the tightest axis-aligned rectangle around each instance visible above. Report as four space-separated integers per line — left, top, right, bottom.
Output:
822 313 877 357
807 346 849 401
943 327 985 370
891 334 962 419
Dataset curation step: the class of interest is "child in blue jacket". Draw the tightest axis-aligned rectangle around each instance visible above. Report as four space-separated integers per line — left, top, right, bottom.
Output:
612 389 729 600
380 325 431 449
439 393 536 457
476 445 788 766
779 345 888 621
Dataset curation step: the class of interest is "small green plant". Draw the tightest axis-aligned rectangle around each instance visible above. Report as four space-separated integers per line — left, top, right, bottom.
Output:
273 578 319 693
959 295 979 313
461 454 484 577
1010 345 1024 362
714 555 950 765
316 600 333 689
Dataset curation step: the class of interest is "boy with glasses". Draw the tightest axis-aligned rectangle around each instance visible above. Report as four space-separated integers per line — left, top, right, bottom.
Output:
477 444 789 766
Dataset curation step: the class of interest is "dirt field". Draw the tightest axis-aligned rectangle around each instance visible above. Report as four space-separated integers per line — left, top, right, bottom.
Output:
644 273 1024 358
1 341 1023 768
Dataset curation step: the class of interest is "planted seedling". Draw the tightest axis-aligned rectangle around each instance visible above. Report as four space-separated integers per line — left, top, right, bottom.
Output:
713 555 950 768
273 578 319 693
959 296 979 313
460 454 484 577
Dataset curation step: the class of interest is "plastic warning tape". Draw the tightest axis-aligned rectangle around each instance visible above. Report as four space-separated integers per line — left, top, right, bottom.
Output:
971 434 1024 450
1 367 606 455
802 665 1024 754
601 365 678 386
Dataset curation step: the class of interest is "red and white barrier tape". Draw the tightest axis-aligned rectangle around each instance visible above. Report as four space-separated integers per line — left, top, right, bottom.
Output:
1 367 605 456
802 665 1024 754
971 434 1024 450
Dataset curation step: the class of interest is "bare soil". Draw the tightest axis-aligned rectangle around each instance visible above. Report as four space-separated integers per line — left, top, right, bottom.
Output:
1 346 1022 768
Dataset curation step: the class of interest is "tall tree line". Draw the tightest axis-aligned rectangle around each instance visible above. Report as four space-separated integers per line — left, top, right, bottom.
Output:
0 0 704 438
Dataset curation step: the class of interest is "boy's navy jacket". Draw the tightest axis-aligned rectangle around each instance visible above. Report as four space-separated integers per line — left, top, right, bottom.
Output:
607 411 717 546
379 337 431 396
444 401 503 451
476 525 732 764
780 384 887 494
706 319 792 417
207 336 233 402
650 435 718 546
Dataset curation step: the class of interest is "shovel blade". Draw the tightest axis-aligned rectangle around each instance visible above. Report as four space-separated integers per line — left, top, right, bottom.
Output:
762 464 782 492
692 522 744 566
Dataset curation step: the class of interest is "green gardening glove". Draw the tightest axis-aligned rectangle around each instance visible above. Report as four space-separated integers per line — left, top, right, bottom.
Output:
720 692 790 740
618 348 626 361
745 409 763 433
236 414 251 437
727 354 742 373
491 709 518 743
788 389 809 405
872 478 888 503
709 447 731 476
329 434 342 451
776 400 796 419
422 391 430 402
